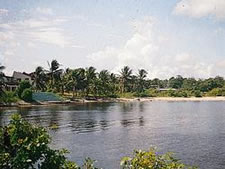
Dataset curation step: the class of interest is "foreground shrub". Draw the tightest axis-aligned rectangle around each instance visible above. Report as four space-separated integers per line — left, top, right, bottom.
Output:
21 88 33 102
121 148 196 169
0 114 91 169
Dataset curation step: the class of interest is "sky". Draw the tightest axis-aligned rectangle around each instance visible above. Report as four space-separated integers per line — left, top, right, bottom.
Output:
0 0 225 79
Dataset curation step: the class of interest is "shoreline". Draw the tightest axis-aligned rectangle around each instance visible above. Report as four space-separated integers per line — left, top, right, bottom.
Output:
119 97 225 102
1 96 225 109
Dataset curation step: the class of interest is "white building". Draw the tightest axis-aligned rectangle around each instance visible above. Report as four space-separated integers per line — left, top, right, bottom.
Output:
12 71 33 84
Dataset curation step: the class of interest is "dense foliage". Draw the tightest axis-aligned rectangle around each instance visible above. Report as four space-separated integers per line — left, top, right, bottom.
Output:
0 91 18 105
16 81 32 99
0 114 99 169
1 61 225 101
121 148 196 169
0 114 196 169
21 88 33 102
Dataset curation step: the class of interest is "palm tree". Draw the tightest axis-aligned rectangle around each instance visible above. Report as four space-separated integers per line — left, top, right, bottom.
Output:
34 66 46 91
47 60 63 90
0 64 5 95
137 69 148 92
85 66 96 96
98 70 110 96
119 66 132 93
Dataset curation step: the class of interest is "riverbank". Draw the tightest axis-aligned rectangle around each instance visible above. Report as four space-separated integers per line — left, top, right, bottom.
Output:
2 96 225 108
118 97 225 102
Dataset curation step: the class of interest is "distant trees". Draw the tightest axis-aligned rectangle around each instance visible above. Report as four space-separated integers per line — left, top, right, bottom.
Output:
3 59 225 99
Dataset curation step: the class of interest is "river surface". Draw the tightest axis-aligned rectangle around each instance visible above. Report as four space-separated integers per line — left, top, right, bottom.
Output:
1 101 225 169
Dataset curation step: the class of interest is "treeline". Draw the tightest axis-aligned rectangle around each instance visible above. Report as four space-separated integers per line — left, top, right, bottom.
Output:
1 60 225 100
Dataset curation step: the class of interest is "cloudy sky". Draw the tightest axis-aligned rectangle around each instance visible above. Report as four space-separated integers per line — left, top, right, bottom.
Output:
0 0 225 79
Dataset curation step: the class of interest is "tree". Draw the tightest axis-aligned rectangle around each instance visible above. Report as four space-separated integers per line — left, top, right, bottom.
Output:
0 64 5 95
47 60 63 90
98 70 110 96
85 67 96 96
168 75 183 89
34 66 47 91
69 68 86 98
120 66 132 93
21 88 33 102
0 114 79 169
137 69 148 93
16 81 31 99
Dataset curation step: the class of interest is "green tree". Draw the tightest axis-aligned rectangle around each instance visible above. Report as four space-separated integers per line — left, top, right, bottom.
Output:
0 64 6 95
98 70 110 96
0 114 79 169
47 60 63 90
34 66 47 91
85 67 96 96
21 88 33 102
120 66 132 93
16 81 31 99
137 69 148 93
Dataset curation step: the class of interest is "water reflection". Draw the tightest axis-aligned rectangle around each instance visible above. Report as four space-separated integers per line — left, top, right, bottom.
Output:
1 102 225 169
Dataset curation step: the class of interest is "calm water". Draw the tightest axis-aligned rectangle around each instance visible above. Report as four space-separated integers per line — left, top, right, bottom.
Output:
1 101 225 169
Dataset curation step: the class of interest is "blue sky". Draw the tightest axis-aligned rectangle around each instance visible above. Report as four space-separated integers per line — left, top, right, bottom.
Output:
0 0 225 79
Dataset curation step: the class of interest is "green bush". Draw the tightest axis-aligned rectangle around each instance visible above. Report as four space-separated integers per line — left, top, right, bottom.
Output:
118 92 135 98
21 88 33 102
0 114 99 169
0 91 18 104
147 89 158 97
121 148 196 169
193 90 202 97
206 88 225 96
134 90 150 97
16 81 31 98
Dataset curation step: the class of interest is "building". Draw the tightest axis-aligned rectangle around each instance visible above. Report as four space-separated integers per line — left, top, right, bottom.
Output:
2 71 33 92
12 71 33 84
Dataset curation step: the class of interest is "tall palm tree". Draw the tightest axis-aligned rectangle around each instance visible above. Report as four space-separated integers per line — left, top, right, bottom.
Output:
47 60 63 90
98 70 110 96
119 66 132 93
0 64 5 95
71 68 85 98
85 66 96 96
34 66 46 91
137 69 148 92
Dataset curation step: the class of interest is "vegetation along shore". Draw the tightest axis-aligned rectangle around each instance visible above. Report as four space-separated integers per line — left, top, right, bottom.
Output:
1 60 225 106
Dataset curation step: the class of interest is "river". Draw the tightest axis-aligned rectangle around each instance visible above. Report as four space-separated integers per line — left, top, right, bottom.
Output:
1 101 225 169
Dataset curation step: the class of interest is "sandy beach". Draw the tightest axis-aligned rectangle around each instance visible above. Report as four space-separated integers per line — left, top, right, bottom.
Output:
117 97 225 102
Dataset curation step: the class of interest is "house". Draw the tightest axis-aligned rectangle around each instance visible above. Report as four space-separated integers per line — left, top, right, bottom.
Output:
1 72 33 92
12 71 33 84
1 75 18 92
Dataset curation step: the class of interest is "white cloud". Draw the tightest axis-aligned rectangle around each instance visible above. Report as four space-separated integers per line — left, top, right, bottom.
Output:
71 45 85 49
87 17 215 79
174 0 225 20
36 7 53 15
0 17 71 47
0 9 8 15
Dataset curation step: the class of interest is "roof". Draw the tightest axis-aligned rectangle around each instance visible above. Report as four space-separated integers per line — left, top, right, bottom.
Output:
13 71 31 79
